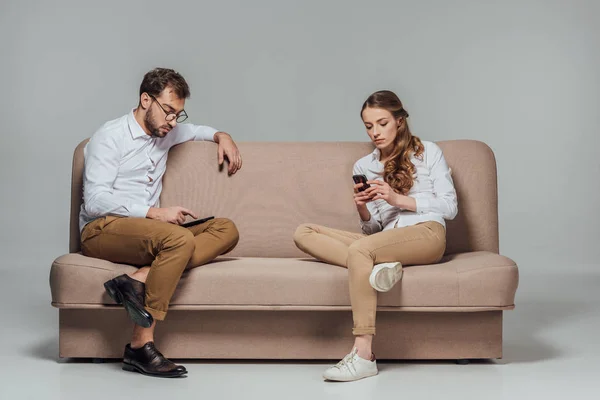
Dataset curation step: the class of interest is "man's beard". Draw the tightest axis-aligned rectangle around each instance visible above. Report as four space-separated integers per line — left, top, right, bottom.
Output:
144 107 171 138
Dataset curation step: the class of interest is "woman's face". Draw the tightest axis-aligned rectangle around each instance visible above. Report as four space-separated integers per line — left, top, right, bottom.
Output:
362 107 401 151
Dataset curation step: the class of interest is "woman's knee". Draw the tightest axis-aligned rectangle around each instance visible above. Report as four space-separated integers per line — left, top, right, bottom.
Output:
347 241 374 267
293 223 317 248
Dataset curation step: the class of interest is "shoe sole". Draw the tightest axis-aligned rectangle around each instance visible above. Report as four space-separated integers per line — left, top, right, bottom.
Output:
123 300 153 328
369 263 403 292
122 362 187 378
104 280 153 328
103 280 123 304
323 370 378 382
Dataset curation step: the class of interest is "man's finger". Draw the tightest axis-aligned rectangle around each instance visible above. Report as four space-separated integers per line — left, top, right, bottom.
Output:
226 151 235 173
218 147 225 165
229 153 240 174
222 149 231 165
181 208 198 219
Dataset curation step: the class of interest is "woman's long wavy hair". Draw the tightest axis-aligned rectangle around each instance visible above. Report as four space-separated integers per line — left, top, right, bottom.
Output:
361 90 424 195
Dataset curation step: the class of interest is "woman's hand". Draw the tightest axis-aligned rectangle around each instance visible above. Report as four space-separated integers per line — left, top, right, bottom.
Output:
367 180 417 211
353 183 375 221
353 183 375 206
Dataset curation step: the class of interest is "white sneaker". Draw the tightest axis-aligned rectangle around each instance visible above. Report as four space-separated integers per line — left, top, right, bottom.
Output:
323 348 378 382
369 262 403 292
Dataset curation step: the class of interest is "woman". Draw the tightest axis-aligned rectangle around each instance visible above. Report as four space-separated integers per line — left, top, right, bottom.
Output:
293 90 458 381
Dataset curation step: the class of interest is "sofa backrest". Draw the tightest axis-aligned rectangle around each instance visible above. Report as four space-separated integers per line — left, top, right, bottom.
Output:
69 140 499 257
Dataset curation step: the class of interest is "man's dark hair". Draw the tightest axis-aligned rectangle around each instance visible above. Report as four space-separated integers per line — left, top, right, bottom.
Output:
139 68 191 99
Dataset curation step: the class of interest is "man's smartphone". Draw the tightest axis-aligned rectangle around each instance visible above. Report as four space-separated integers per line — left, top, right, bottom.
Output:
181 216 215 228
352 174 371 192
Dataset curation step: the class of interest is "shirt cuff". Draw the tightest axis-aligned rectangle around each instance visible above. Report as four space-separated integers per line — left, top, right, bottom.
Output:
130 205 151 218
360 217 379 234
415 198 431 214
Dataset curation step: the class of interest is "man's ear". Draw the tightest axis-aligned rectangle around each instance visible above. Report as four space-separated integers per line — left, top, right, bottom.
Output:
139 92 151 110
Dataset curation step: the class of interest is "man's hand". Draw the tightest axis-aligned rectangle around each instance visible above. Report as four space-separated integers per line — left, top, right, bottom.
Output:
214 131 242 175
147 207 198 225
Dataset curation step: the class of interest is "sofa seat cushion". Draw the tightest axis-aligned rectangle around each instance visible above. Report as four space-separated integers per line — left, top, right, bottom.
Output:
50 251 517 309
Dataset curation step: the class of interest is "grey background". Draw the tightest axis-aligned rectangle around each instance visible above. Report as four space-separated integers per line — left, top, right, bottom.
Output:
1 0 599 273
1 1 599 399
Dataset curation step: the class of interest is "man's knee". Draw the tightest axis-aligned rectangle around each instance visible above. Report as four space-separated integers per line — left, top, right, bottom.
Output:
213 218 240 251
164 227 196 256
225 219 240 247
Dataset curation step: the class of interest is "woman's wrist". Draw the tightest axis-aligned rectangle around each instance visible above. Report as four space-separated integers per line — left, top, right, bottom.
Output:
395 194 416 211
357 204 371 221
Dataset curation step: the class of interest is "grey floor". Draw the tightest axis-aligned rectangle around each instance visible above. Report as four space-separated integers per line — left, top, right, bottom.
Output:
1 266 599 400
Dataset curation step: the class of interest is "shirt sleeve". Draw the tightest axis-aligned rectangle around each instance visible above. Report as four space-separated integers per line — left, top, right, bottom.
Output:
415 143 458 220
191 124 218 141
82 131 150 219
353 162 383 234
170 123 218 145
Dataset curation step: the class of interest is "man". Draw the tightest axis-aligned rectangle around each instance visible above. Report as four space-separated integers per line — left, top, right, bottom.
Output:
80 68 241 377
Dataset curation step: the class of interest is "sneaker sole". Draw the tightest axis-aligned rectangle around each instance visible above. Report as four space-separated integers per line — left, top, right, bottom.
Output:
323 370 378 382
369 263 403 292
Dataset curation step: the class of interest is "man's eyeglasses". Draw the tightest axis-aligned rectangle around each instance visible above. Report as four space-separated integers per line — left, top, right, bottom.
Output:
149 94 188 123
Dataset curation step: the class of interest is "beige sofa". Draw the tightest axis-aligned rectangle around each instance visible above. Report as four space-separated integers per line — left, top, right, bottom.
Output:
50 139 519 361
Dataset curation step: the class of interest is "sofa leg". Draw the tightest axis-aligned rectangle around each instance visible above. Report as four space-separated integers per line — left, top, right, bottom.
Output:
455 359 470 365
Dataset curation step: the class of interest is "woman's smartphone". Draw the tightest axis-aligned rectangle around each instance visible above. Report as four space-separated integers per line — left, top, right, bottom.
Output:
352 174 371 192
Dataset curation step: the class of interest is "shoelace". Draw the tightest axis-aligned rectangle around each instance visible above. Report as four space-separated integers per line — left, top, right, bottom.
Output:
146 343 171 366
333 349 358 375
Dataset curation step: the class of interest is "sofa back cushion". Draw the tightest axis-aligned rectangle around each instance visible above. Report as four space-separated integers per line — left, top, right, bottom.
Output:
70 140 499 257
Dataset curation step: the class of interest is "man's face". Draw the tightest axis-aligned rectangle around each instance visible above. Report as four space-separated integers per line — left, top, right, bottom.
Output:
143 88 186 138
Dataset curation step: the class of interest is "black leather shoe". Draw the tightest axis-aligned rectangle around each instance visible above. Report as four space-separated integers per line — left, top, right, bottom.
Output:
104 274 154 328
122 342 187 378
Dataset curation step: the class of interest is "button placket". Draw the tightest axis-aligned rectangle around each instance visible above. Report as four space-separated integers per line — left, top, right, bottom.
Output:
147 146 156 183
145 146 155 196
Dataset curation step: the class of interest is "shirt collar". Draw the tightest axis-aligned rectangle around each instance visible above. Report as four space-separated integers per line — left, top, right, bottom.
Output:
127 109 151 140
371 147 381 161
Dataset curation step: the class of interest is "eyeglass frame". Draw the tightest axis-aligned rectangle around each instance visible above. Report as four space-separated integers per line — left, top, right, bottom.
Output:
148 94 189 123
